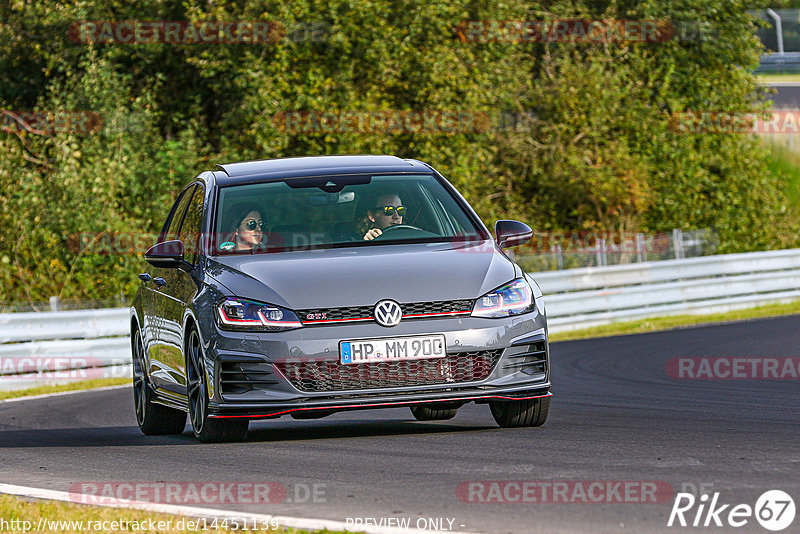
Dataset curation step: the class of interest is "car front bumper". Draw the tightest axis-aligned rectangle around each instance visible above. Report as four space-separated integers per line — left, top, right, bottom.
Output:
209 385 552 419
205 306 550 418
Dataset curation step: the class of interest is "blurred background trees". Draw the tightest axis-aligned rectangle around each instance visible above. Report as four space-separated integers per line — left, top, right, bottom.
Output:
0 0 789 303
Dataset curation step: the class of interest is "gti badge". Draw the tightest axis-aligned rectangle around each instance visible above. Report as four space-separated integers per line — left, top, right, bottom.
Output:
374 300 402 327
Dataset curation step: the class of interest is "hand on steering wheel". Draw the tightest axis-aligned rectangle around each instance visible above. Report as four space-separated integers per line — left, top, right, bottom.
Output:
363 224 423 240
363 228 383 240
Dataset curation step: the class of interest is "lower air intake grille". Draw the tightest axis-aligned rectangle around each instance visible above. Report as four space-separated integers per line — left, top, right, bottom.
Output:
219 359 279 395
502 339 548 376
274 350 502 392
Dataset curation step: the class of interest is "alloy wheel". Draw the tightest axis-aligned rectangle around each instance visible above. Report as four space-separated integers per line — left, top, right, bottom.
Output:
132 330 148 426
186 330 207 434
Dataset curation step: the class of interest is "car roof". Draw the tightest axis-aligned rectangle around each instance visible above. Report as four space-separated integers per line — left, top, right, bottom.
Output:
214 155 432 185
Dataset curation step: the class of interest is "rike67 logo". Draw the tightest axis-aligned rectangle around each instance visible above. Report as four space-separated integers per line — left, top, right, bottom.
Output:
668 490 796 531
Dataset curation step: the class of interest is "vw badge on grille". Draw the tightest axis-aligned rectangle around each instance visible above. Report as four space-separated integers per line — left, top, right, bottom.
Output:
374 300 402 327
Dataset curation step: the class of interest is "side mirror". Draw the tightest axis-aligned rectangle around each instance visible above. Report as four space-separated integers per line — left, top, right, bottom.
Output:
145 240 185 268
495 220 532 249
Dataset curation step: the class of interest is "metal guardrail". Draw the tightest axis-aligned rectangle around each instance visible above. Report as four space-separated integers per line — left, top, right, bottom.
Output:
0 308 129 343
514 228 715 272
539 248 800 332
0 308 131 389
755 8 800 72
534 248 800 292
757 52 800 73
1 248 800 386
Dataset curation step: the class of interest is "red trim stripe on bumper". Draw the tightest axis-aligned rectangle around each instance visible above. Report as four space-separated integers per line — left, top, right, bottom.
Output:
210 392 552 419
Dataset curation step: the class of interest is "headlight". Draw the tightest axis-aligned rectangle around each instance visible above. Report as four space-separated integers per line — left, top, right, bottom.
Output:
471 278 535 318
217 297 303 331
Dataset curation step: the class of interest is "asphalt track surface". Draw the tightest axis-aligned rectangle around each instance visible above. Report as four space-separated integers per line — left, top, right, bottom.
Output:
1 315 799 533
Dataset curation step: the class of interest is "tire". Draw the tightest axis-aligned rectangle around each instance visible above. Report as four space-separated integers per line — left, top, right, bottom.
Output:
410 404 459 421
132 328 186 435
489 396 550 428
186 329 248 443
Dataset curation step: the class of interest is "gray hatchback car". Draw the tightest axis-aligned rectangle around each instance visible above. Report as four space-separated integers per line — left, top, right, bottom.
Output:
131 155 551 442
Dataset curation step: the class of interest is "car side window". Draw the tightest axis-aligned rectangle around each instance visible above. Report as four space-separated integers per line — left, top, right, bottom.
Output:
179 185 204 265
161 186 195 243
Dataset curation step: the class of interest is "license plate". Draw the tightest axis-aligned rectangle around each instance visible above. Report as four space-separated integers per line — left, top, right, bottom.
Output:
340 334 446 364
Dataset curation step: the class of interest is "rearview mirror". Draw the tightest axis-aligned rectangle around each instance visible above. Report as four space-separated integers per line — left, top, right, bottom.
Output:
145 240 185 268
308 191 355 205
495 220 532 249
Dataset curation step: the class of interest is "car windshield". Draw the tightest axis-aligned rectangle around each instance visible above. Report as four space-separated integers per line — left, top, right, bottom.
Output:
213 174 485 254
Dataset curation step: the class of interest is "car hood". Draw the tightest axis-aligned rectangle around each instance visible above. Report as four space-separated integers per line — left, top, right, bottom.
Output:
205 240 517 310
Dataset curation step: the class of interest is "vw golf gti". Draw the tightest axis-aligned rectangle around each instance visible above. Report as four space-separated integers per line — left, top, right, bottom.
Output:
131 155 551 442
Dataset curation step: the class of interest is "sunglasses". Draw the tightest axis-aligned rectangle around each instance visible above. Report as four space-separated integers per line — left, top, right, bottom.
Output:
242 220 266 231
375 205 406 217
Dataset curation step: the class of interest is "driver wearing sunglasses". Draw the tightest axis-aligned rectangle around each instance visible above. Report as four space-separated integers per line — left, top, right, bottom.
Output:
363 193 406 240
226 202 267 251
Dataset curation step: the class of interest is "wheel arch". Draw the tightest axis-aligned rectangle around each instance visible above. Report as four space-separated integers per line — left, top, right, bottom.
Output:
129 307 143 361
182 308 214 400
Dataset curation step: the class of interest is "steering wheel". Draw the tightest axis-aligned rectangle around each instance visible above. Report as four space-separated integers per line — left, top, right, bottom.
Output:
379 224 424 234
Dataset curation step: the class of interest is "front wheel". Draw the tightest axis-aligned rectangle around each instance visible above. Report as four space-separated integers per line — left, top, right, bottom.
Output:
489 396 550 428
186 329 248 443
132 328 186 435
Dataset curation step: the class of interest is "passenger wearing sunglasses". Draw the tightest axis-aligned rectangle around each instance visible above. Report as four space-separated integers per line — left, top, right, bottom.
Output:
222 203 267 251
363 194 406 240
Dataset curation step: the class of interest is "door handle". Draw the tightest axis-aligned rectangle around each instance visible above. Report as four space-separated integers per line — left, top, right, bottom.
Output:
138 273 152 283
153 277 167 287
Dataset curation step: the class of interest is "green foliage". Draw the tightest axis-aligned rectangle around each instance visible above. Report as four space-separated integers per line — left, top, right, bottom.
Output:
0 0 794 303
499 0 784 252
762 141 800 248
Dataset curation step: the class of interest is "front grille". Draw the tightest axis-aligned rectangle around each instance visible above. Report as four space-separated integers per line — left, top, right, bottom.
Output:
401 300 473 316
219 357 279 395
297 299 473 325
274 349 502 392
297 305 374 322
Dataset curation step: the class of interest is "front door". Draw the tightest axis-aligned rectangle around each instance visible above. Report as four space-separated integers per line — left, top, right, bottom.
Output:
154 184 205 395
148 185 195 392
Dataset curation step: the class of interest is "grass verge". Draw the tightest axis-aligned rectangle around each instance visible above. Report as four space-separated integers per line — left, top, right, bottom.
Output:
0 494 336 533
549 299 800 342
766 141 800 206
0 377 130 402
757 73 800 83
